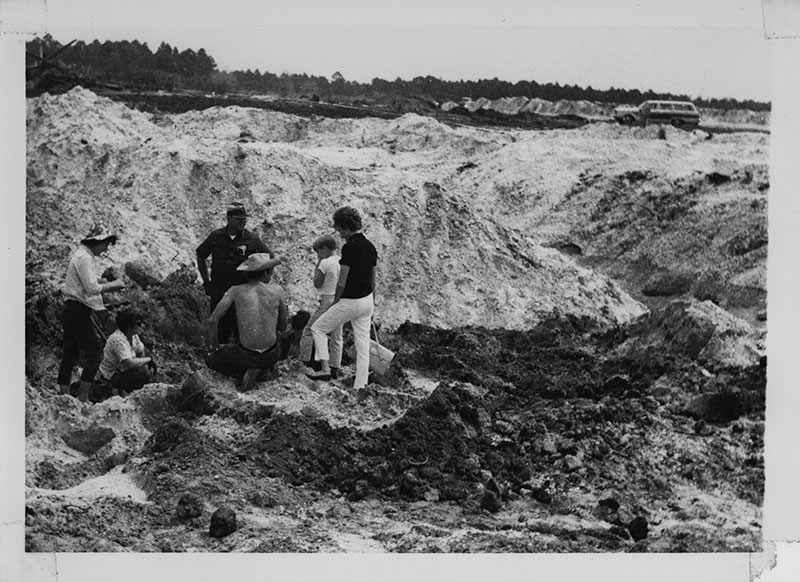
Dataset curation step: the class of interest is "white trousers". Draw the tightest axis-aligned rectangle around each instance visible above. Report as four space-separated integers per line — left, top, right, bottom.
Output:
299 295 343 367
311 293 374 389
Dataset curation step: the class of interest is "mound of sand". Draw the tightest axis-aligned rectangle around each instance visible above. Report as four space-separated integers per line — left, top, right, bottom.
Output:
27 87 649 331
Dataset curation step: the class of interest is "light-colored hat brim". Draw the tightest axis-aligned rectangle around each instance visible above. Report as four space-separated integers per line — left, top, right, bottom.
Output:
236 256 281 272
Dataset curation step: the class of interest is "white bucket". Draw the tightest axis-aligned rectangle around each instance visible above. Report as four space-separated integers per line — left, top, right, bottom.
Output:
368 340 395 375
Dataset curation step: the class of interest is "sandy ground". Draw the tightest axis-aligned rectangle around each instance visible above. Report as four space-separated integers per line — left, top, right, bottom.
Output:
23 88 767 553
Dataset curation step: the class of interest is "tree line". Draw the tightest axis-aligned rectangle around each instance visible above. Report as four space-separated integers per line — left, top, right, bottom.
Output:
26 35 771 111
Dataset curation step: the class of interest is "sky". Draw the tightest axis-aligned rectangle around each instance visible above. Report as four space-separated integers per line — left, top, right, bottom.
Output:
7 0 775 102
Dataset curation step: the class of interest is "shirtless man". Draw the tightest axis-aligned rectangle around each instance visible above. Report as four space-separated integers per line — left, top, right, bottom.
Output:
206 253 288 390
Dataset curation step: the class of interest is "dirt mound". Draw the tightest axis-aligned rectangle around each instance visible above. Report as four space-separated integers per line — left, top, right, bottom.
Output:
620 299 762 368
26 88 648 331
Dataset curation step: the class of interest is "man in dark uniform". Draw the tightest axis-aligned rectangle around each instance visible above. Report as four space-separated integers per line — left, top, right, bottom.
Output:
196 202 269 344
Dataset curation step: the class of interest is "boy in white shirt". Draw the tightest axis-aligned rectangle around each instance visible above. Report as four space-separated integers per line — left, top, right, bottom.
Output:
299 235 343 378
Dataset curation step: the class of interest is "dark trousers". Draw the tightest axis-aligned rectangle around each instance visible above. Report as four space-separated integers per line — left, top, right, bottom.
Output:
57 300 102 385
206 342 279 380
209 291 238 345
110 364 153 392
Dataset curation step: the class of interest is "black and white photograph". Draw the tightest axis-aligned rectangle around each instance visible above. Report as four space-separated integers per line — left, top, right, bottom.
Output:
3 0 800 580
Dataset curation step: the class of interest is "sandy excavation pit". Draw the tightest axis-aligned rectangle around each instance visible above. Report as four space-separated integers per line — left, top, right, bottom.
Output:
24 88 767 553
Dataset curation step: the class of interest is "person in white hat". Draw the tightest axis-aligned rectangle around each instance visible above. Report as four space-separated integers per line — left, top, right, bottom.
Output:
57 223 126 402
206 252 288 390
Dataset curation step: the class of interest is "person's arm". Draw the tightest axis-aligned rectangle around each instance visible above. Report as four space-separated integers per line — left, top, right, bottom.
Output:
118 356 152 371
370 266 377 295
207 289 235 349
277 298 289 333
334 265 349 302
313 259 326 290
75 253 124 294
132 335 145 357
197 251 210 287
196 236 213 288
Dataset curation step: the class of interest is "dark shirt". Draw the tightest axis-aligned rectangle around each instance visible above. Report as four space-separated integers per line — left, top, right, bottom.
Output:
340 232 378 299
196 227 269 292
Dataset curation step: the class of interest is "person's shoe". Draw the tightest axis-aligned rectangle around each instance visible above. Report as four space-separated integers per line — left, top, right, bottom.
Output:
77 381 92 403
305 372 331 381
241 368 260 391
302 359 322 372
330 367 340 380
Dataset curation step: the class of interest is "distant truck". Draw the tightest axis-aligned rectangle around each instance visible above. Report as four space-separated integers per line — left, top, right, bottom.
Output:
613 100 701 128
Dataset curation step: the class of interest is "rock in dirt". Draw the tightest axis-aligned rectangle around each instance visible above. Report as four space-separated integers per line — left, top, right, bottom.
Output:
597 503 620 524
177 372 216 416
706 172 731 185
146 417 196 453
60 425 116 455
531 487 552 504
397 470 423 499
124 259 162 289
209 505 237 538
600 375 631 396
300 405 321 418
627 516 649 541
176 493 204 520
562 455 583 472
693 419 715 436
480 489 502 513
632 300 760 367
599 497 620 512
684 391 744 424
610 525 631 540
641 271 693 297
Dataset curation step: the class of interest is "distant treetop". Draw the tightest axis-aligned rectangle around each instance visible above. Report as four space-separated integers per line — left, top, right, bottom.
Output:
24 35 770 111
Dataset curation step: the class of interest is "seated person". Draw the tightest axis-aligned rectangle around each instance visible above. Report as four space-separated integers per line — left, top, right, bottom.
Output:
98 307 156 394
206 253 288 391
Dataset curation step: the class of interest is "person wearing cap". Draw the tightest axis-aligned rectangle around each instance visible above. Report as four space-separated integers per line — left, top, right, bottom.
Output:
308 206 378 389
206 252 288 391
57 224 126 402
196 202 270 344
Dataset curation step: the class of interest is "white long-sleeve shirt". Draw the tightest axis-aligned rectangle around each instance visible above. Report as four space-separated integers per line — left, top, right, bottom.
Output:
63 244 105 311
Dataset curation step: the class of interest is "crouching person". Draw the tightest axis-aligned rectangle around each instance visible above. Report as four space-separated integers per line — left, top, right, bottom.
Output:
206 253 288 391
97 307 156 395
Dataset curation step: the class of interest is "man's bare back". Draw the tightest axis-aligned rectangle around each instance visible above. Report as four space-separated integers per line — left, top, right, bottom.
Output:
209 281 287 351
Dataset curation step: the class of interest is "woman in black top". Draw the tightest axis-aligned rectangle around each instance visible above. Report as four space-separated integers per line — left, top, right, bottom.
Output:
308 207 378 389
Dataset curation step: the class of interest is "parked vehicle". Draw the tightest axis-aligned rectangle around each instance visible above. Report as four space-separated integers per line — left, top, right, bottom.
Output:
613 100 701 128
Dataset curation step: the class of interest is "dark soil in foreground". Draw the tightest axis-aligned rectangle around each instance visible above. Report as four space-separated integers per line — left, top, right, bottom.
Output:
26 310 765 552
